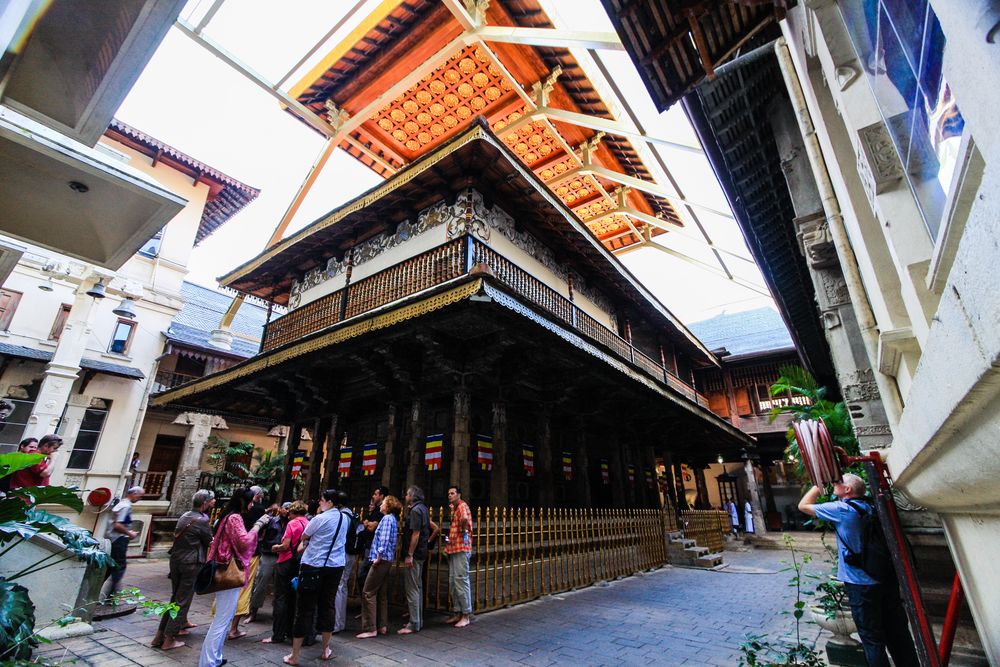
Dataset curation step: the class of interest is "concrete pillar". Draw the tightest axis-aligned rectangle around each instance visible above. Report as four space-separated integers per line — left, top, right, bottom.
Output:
536 410 553 506
450 391 471 495
575 431 591 507
405 400 423 491
168 412 229 515
381 404 399 492
609 438 626 508
490 401 508 506
743 461 767 536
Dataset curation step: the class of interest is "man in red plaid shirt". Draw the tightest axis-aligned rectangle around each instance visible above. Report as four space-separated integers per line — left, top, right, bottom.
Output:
445 485 473 628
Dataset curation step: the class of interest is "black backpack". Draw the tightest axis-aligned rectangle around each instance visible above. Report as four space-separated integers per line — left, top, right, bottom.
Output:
342 509 362 556
843 499 894 583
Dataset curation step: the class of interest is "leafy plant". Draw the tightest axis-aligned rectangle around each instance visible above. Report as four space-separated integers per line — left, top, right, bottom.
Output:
247 449 285 501
813 532 847 620
104 587 179 620
739 534 826 666
0 453 114 661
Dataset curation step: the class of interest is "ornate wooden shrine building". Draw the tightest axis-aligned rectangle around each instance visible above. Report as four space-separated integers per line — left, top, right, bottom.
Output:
150 0 753 508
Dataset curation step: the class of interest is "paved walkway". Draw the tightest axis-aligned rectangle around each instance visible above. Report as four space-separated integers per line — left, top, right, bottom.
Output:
39 548 831 666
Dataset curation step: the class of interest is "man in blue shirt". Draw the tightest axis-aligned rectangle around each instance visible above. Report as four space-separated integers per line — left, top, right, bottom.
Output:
799 474 918 667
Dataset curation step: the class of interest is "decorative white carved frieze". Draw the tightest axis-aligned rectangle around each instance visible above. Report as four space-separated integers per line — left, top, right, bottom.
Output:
856 121 904 207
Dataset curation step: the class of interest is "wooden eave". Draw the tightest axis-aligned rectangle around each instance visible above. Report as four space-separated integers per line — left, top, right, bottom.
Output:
220 120 714 363
287 0 679 251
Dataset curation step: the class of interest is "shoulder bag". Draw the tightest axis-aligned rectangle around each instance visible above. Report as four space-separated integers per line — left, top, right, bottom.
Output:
294 512 344 594
195 514 245 595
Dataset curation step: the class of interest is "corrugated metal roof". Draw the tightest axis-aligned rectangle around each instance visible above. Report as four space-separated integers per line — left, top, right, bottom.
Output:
688 307 793 357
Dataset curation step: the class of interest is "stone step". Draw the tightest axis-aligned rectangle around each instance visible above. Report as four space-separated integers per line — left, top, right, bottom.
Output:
694 553 724 568
684 546 709 556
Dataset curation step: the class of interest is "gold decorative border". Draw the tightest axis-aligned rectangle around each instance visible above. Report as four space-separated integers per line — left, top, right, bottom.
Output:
150 279 483 406
219 125 493 287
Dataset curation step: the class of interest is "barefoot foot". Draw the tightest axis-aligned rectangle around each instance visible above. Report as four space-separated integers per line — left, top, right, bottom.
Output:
282 655 298 666
454 618 470 628
161 639 186 651
444 615 461 625
320 648 334 661
356 631 377 639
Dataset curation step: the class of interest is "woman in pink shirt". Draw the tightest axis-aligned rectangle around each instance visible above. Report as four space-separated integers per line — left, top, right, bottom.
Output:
199 488 268 667
263 501 309 645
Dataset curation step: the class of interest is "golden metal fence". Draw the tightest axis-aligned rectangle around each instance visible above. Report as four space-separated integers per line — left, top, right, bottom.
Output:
679 509 730 554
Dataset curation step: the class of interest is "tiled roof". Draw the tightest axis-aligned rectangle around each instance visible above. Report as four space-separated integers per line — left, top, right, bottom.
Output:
0 344 142 379
166 282 269 359
688 307 794 357
104 120 260 244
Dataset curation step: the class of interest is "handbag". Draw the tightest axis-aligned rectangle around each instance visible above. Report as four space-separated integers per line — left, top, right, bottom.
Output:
196 514 245 595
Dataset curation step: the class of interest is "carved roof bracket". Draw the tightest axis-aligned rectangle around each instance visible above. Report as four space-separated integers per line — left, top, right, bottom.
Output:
531 66 563 107
578 131 606 167
324 100 351 131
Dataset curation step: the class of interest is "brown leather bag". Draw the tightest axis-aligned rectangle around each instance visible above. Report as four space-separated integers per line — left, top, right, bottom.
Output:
198 515 245 595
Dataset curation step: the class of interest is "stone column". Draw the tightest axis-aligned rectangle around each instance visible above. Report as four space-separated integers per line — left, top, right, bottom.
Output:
575 432 591 507
405 400 424 491
744 461 767 536
24 285 97 445
609 438 626 508
306 416 330 502
450 391 471 495
168 413 228 515
381 404 399 491
490 401 508 506
693 465 711 509
279 424 304 503
536 409 554 506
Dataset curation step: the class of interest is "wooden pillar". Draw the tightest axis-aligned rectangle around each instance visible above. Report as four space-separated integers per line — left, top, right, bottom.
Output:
623 445 637 506
660 449 678 510
672 462 689 510
405 400 423 491
644 446 663 509
693 465 711 509
451 391 471 495
490 400 508 506
744 460 767 536
536 409 554 506
630 445 648 506
576 433 591 508
306 416 330 502
760 460 782 531
609 437 626 508
321 414 340 490
279 423 304 503
381 404 399 492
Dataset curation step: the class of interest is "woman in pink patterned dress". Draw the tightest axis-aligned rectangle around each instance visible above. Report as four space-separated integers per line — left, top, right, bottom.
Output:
199 488 269 667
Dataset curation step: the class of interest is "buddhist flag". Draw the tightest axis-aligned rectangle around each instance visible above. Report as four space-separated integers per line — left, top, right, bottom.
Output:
562 452 573 480
362 443 377 476
522 445 535 477
600 459 610 485
627 464 636 485
476 435 493 471
291 450 305 479
338 444 352 478
425 434 443 471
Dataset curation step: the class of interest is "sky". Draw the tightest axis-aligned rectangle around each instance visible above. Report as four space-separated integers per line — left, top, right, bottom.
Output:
115 0 779 326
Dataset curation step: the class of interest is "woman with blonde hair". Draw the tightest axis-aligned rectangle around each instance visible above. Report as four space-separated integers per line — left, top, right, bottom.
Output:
356 494 402 638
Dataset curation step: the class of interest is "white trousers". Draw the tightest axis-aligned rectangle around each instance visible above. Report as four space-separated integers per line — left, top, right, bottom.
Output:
333 553 357 632
199 586 239 667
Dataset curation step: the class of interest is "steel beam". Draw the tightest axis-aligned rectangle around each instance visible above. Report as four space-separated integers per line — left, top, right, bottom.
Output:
538 106 702 154
615 242 771 296
476 26 624 51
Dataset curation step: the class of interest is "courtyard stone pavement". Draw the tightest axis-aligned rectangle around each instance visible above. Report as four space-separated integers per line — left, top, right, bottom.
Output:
39 547 832 667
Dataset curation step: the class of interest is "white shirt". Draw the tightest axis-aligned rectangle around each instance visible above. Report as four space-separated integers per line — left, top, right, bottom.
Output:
107 498 133 538
300 508 348 568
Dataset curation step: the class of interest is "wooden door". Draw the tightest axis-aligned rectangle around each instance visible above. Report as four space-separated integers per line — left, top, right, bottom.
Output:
148 435 185 497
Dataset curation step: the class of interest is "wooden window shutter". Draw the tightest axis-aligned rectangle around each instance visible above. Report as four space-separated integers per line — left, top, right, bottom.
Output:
0 290 22 330
708 391 730 418
735 387 753 416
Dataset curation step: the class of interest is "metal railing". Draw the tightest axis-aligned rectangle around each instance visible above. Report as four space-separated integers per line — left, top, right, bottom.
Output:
129 470 173 501
261 236 707 402
679 509 731 554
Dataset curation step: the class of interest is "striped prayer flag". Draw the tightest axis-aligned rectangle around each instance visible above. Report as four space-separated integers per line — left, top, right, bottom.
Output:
425 434 444 471
562 452 573 480
291 450 305 479
522 445 535 477
338 445 352 478
600 459 610 485
362 443 377 476
476 435 493 471
627 464 635 485
645 469 654 488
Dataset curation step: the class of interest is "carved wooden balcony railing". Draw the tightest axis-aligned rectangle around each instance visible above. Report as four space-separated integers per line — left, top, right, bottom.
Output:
260 236 708 404
153 370 202 391
129 470 173 501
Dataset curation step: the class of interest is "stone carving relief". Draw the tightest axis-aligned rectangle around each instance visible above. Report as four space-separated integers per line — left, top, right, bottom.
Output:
819 273 851 308
842 367 883 403
856 120 904 206
795 215 838 269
